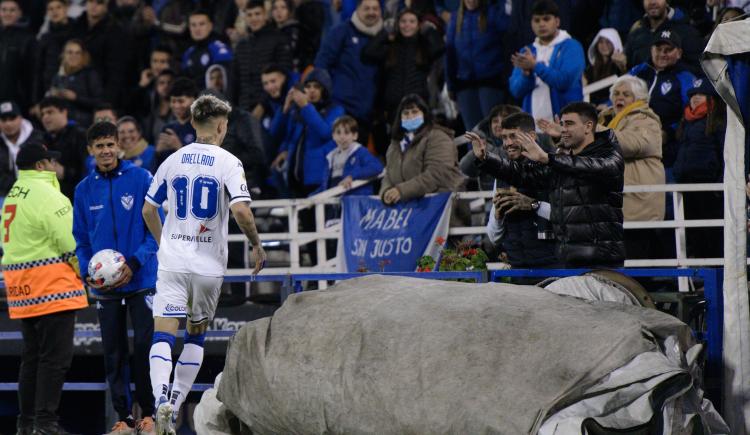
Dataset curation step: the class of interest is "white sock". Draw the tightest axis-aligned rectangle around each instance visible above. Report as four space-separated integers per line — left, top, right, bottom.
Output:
170 342 204 416
149 341 173 404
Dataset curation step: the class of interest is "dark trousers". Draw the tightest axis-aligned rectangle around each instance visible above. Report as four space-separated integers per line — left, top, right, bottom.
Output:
18 309 76 428
97 291 155 420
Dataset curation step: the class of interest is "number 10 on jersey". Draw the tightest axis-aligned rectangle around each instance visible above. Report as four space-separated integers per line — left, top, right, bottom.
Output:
171 175 220 220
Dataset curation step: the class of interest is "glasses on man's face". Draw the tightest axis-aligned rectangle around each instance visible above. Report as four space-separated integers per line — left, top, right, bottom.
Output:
88 0 108 5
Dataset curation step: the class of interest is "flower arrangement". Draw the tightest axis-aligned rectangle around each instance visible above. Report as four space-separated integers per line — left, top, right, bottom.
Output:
417 237 489 273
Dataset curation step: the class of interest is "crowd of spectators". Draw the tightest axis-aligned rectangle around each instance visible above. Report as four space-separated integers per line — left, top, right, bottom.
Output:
0 0 741 263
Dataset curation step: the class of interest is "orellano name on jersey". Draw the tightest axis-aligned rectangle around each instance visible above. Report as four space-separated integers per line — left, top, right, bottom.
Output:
170 233 213 243
181 153 215 166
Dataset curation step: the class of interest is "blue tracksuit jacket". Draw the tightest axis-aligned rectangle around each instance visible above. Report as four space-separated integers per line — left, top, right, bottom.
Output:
314 21 378 120
73 160 162 296
445 1 510 91
509 37 585 116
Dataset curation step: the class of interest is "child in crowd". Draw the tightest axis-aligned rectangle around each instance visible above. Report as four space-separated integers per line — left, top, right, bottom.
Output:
673 77 726 258
313 115 383 196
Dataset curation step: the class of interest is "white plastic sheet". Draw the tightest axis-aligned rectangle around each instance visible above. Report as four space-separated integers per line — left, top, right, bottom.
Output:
702 20 750 434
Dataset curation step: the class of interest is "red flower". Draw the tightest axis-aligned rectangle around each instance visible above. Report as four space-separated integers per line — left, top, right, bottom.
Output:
435 236 446 246
424 266 432 272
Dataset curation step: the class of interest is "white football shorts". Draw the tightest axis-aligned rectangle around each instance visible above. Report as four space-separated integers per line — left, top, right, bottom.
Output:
153 270 223 325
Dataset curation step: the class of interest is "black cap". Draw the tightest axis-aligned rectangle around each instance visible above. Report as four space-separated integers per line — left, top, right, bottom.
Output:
16 143 62 168
0 101 21 118
653 29 682 49
687 77 718 97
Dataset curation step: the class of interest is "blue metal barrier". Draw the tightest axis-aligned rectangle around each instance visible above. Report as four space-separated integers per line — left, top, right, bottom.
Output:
0 382 213 392
0 330 237 340
224 271 487 286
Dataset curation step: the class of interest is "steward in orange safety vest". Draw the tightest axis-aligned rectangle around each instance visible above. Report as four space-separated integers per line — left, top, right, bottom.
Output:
1 143 88 434
1 147 87 319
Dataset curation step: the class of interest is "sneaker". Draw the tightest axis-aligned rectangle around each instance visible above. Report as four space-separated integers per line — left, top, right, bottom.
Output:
136 417 155 435
104 421 135 435
155 400 175 435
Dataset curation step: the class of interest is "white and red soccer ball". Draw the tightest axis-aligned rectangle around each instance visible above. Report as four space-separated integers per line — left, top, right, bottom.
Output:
87 249 126 288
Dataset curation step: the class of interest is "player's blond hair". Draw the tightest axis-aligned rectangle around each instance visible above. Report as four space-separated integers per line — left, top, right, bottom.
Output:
190 95 232 126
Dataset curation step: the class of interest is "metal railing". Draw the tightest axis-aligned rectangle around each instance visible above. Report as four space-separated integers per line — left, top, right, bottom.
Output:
233 182 727 288
583 75 619 103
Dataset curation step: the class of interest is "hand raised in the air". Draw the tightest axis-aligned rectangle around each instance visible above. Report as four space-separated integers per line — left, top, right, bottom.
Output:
464 131 487 160
517 131 549 164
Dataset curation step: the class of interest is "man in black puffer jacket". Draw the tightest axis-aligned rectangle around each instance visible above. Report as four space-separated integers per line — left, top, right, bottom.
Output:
472 102 625 268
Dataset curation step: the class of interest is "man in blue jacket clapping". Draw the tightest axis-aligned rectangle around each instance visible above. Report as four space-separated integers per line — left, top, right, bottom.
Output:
73 121 162 434
509 0 585 123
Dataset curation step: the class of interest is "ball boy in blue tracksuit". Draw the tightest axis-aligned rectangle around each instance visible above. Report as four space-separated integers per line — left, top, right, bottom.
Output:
72 122 163 433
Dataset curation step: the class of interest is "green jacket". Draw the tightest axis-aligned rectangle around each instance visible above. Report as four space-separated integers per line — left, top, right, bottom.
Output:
1 170 77 267
1 170 86 319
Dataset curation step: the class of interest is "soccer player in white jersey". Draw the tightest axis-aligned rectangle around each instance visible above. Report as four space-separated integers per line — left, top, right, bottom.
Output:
141 94 267 434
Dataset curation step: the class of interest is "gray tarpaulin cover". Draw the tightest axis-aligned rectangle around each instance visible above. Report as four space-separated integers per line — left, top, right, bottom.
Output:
216 275 727 434
542 275 641 306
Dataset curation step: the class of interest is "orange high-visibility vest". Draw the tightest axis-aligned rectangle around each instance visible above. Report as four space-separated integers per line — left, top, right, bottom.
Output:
1 170 87 319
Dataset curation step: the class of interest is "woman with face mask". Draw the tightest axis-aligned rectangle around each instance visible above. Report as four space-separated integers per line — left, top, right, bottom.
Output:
380 94 465 205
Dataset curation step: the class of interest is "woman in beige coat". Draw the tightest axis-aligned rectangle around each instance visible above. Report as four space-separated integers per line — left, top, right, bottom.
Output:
598 75 665 258
380 94 464 204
